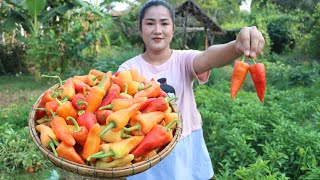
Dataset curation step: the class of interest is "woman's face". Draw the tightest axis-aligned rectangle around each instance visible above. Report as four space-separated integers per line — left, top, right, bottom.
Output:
140 5 174 52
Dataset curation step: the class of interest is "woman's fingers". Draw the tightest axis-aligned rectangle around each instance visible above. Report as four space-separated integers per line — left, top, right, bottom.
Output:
257 31 265 57
236 26 265 59
249 26 260 59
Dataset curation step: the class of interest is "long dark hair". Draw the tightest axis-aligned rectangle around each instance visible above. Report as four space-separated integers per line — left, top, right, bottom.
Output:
139 0 175 52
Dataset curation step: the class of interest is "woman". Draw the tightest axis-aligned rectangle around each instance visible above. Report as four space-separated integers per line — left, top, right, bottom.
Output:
118 0 265 179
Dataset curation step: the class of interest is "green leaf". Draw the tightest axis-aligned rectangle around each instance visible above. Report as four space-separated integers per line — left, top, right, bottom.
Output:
38 3 74 23
25 0 46 16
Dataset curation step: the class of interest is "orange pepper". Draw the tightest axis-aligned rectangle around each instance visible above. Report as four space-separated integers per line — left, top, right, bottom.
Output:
99 97 147 112
88 136 143 161
61 78 76 101
50 116 76 146
73 75 88 83
35 124 59 148
112 77 151 96
100 103 141 137
134 79 161 98
55 98 78 124
164 112 179 129
129 69 140 82
230 58 249 100
125 111 165 135
82 123 101 162
89 69 105 80
117 70 132 81
56 141 86 165
103 71 113 92
85 75 108 113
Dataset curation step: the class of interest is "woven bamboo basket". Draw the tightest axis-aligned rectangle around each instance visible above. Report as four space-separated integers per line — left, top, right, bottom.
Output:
28 85 182 178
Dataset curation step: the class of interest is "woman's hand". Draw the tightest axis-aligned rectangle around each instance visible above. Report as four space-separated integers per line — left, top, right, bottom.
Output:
234 26 265 59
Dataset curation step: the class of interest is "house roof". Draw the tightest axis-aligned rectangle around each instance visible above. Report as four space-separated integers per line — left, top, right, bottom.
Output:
175 0 224 34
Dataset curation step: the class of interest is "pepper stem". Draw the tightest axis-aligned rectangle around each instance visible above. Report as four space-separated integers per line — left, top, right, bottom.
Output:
121 130 132 138
67 116 81 132
87 150 115 161
138 84 152 91
165 96 178 103
78 110 85 116
76 99 88 108
48 141 58 157
97 74 107 89
41 75 63 88
251 58 257 64
35 108 46 111
123 83 128 94
123 124 141 131
54 97 63 106
165 119 180 131
98 104 113 110
50 110 56 118
99 121 116 137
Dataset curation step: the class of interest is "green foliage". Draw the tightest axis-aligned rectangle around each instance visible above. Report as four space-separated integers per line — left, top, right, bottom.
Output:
93 46 140 72
267 15 296 53
0 124 50 176
265 54 320 90
305 3 320 58
195 76 320 179
0 45 26 75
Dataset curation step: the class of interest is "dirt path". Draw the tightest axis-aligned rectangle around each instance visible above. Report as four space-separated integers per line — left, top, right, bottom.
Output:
0 89 43 108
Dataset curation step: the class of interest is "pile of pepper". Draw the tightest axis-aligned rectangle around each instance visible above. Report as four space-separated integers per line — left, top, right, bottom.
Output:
34 69 179 168
230 56 266 102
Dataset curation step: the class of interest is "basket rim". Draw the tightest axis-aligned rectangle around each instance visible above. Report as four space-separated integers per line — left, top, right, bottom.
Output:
28 85 182 178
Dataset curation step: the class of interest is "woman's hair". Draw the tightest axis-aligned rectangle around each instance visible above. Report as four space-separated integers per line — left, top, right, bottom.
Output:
138 0 175 30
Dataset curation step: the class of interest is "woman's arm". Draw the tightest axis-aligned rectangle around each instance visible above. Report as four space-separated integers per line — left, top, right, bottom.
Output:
193 26 265 74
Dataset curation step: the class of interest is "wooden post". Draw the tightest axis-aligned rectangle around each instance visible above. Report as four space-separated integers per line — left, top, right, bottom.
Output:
205 27 208 49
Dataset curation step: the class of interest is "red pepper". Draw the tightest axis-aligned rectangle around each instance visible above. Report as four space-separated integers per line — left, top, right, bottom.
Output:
139 98 157 111
249 59 266 102
99 84 121 108
230 58 249 100
67 116 88 146
96 109 113 125
71 93 88 110
77 112 97 131
142 96 176 113
35 100 59 117
73 78 91 93
130 119 178 158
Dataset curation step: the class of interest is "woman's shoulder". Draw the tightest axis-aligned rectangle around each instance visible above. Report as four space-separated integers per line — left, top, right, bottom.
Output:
119 54 143 70
173 49 202 57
